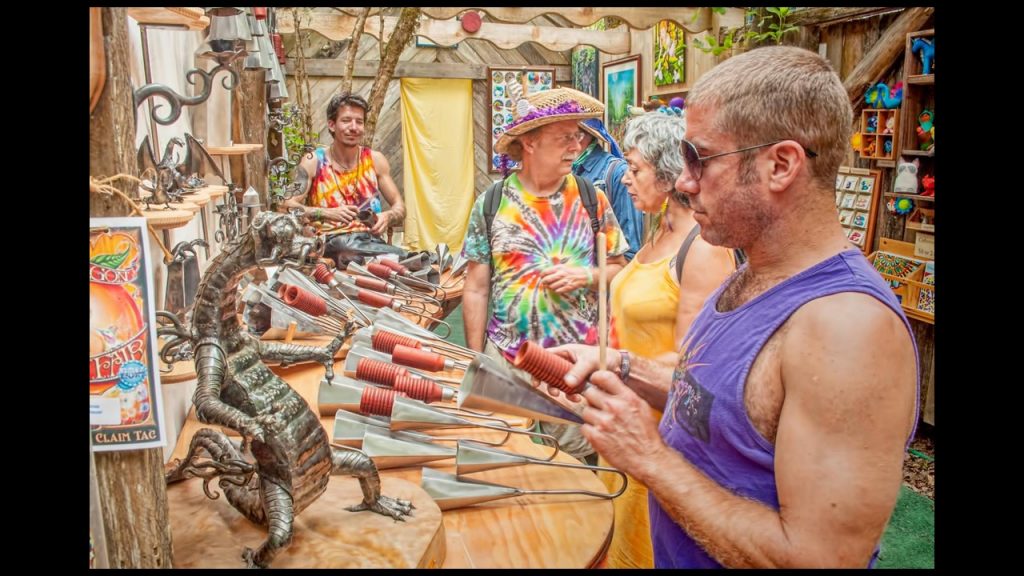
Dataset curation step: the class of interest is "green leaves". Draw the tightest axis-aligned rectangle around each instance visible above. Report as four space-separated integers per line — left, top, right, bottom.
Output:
91 247 132 269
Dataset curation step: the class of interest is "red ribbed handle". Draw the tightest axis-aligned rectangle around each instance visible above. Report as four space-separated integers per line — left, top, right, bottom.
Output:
280 284 327 316
313 263 335 284
372 330 422 354
356 358 407 387
354 275 389 292
394 375 444 403
392 344 446 372
513 341 576 393
359 386 397 417
367 262 393 280
357 289 393 308
376 258 409 275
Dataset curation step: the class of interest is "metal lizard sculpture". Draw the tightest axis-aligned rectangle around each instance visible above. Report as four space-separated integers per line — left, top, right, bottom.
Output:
161 211 413 568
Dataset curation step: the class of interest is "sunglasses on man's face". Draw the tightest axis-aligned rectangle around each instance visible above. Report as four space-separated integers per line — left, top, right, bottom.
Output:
679 139 817 182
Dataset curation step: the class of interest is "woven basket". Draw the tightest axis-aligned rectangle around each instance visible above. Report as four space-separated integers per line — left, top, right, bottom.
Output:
494 87 604 154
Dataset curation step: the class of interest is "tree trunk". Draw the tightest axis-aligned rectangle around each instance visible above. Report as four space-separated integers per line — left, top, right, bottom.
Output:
340 7 370 95
232 66 269 205
88 7 174 568
90 6 139 211
363 7 420 145
843 7 933 115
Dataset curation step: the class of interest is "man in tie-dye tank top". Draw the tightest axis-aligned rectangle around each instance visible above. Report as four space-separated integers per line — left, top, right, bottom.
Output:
284 93 407 267
461 87 629 463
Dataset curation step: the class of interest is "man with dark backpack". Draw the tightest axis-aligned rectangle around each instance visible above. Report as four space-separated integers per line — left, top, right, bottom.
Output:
574 118 643 261
461 87 629 463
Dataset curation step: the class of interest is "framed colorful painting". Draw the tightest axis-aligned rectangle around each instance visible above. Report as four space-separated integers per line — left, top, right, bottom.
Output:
653 20 686 87
487 66 555 173
602 55 641 144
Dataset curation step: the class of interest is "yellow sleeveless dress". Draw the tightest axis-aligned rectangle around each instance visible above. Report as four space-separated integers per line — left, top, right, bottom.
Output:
600 252 678 568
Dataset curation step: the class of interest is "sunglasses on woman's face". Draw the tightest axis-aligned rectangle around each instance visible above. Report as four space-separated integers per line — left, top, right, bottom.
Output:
679 139 817 182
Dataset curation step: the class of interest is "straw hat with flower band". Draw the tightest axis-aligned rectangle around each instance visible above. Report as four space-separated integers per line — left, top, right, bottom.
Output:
494 85 605 161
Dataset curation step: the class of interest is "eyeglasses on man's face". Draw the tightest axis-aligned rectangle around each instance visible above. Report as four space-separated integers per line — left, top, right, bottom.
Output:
545 130 587 147
679 139 818 182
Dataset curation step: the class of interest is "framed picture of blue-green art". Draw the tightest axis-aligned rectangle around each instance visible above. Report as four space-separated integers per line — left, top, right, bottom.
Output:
602 55 641 144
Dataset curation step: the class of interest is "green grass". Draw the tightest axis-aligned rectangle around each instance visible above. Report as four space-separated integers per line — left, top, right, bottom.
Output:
878 485 934 568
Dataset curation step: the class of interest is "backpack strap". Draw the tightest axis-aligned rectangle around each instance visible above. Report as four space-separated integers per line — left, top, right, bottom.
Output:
483 179 505 243
573 174 601 263
674 224 703 282
603 158 625 194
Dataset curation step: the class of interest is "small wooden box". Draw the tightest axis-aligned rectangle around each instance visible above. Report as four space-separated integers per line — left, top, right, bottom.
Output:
868 238 934 323
860 109 899 160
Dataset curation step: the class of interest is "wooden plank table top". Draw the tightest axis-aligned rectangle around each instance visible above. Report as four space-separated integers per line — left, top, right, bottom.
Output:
169 341 613 568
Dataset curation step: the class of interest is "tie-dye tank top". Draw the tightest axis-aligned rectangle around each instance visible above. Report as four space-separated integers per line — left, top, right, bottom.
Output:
461 173 628 358
307 146 382 234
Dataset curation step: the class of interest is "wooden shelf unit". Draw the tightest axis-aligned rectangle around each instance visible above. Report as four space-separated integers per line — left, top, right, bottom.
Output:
898 29 935 159
859 109 899 161
884 192 935 202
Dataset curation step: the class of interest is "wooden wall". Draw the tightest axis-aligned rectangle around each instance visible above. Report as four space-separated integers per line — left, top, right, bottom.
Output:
284 14 571 199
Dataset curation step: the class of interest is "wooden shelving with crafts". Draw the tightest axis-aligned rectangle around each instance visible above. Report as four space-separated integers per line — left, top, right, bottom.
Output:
899 29 934 160
868 238 933 325
893 28 935 252
834 166 882 254
858 109 898 161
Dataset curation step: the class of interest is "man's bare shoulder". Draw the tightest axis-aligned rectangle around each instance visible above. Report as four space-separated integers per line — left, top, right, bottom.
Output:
781 291 916 415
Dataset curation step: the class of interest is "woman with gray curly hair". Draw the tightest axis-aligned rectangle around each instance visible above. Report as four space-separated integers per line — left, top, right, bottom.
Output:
595 111 737 569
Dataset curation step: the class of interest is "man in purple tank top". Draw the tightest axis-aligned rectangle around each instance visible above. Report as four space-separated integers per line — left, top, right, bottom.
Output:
548 46 919 568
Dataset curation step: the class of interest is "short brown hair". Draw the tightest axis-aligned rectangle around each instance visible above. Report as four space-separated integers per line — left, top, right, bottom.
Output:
687 46 852 190
327 92 368 121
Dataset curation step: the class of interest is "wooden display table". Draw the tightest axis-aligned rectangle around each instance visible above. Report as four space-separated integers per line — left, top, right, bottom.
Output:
168 475 444 568
168 341 613 568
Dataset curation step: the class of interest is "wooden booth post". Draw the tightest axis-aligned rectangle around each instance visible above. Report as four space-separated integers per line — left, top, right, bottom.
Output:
89 7 174 568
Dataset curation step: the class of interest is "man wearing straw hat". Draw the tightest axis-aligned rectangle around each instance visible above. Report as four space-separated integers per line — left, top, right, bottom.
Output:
461 86 630 463
575 118 644 262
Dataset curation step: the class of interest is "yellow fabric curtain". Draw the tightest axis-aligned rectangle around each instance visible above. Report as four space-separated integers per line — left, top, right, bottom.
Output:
400 77 476 252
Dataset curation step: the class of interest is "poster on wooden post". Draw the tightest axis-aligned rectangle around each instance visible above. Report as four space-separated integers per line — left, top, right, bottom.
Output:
488 66 555 173
89 217 167 451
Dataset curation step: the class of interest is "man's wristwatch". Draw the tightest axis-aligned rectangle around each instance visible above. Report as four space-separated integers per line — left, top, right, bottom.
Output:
617 349 631 381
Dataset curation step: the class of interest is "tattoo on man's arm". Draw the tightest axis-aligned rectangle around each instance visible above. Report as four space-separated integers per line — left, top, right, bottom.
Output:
295 166 310 195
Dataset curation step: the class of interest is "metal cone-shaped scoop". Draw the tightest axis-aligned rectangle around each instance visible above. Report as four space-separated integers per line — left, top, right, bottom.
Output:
420 467 523 511
332 409 392 447
421 463 628 511
389 395 474 431
360 428 456 469
317 380 366 416
455 439 533 473
459 357 583 425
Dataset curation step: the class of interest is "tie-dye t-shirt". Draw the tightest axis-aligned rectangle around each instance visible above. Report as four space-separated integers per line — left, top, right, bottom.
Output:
307 146 382 234
462 174 629 358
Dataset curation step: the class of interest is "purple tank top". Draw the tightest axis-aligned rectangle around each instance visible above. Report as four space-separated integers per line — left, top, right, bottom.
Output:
650 249 920 568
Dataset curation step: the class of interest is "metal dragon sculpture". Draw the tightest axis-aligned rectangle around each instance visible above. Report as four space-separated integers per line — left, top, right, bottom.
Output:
159 211 413 568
